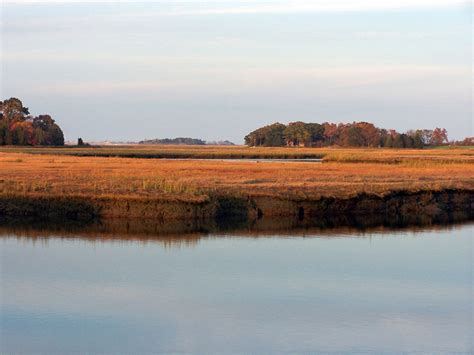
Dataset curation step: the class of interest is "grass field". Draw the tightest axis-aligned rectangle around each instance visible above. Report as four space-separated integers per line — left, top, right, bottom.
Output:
1 146 473 202
1 145 473 163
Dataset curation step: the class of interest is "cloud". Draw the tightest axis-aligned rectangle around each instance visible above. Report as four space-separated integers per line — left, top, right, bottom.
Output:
3 0 467 14
166 0 467 15
12 65 468 97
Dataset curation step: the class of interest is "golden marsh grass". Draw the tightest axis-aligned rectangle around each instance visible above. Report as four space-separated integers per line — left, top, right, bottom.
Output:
1 146 472 202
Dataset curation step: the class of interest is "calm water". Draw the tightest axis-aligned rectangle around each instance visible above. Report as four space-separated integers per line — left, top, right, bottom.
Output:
1 224 473 354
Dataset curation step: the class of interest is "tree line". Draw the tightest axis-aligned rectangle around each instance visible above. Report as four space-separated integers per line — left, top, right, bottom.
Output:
245 121 449 148
140 137 207 145
0 98 64 146
140 138 235 146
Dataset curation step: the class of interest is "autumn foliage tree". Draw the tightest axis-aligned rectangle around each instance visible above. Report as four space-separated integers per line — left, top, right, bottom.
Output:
430 128 449 146
0 98 64 146
245 121 448 148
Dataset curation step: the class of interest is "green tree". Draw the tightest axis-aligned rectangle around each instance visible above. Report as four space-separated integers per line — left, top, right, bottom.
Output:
346 126 365 146
302 123 324 146
33 115 65 146
392 134 404 148
1 98 26 121
401 134 414 148
11 126 25 145
245 123 286 147
407 130 424 149
48 125 65 146
0 121 8 145
264 123 286 147
284 122 307 146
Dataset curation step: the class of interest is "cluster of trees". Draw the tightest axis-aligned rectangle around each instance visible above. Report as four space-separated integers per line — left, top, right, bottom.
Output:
0 98 64 146
205 140 235 146
451 137 474 147
140 137 207 145
140 138 236 146
245 121 449 148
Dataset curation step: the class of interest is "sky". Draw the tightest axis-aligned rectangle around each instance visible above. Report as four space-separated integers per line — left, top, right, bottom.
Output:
1 0 472 143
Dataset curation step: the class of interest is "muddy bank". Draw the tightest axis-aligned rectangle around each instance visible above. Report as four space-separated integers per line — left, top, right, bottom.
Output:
0 189 472 229
244 189 474 220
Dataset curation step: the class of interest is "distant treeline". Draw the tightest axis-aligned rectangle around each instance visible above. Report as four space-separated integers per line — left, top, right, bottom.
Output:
140 138 206 145
245 121 449 148
140 138 235 146
0 98 64 146
451 137 474 147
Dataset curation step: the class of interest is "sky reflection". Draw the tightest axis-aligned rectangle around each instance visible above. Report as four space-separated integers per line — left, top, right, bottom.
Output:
1 225 473 353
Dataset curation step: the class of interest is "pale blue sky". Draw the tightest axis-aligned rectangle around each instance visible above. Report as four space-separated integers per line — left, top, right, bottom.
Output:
1 1 472 142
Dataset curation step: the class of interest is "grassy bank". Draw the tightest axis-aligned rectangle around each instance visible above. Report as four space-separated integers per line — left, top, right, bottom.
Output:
0 147 473 222
1 145 473 163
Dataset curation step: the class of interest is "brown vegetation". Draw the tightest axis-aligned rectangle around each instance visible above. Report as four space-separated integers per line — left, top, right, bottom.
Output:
1 147 472 202
1 145 473 163
0 147 472 224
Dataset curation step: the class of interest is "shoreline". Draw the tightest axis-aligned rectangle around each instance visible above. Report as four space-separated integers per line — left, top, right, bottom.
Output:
1 189 472 227
1 148 472 230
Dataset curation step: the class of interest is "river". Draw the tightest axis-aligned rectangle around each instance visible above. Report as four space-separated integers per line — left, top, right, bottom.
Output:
1 223 473 353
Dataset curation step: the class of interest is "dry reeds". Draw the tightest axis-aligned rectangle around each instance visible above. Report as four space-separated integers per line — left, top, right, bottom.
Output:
0 146 472 202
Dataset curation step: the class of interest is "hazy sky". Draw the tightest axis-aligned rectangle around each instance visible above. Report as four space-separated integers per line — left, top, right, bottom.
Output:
1 0 472 143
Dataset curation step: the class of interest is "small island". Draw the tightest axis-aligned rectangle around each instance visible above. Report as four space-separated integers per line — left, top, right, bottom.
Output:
245 121 449 148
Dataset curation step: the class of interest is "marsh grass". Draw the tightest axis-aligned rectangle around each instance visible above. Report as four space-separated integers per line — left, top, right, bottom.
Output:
2 145 472 164
0 147 472 202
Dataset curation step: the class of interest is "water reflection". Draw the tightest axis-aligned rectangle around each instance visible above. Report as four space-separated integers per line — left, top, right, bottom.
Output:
1 223 472 250
1 223 473 353
0 209 472 248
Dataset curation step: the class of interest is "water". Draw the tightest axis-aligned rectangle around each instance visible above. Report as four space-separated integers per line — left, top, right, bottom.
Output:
1 224 473 354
